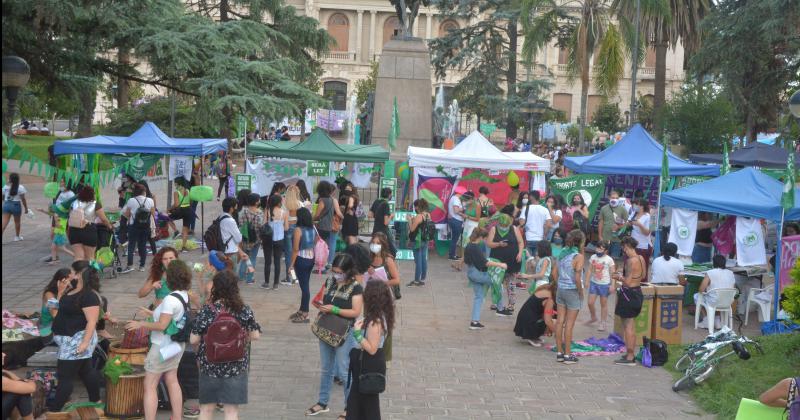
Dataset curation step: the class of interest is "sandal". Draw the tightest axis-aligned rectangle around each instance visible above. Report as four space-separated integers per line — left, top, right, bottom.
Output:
292 314 310 323
289 311 301 321
305 403 329 416
337 412 346 420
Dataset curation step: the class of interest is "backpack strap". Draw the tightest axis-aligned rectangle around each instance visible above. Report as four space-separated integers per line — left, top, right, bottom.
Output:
218 214 234 248
169 292 189 312
788 378 799 411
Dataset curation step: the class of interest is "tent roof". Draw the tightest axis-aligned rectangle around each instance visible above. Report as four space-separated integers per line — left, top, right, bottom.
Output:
564 124 719 176
689 142 799 169
408 130 550 171
54 122 228 156
661 167 800 221
247 128 389 163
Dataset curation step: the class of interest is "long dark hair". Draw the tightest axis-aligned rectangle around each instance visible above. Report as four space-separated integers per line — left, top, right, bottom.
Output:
44 268 71 297
362 280 395 335
370 232 393 262
296 180 311 201
70 260 97 303
8 173 20 196
296 207 313 228
210 270 245 313
149 247 178 284
331 253 359 284
268 194 282 219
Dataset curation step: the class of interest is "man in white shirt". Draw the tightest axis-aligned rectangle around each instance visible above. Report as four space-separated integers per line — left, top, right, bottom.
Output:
447 188 466 260
219 197 243 259
650 243 685 284
121 183 155 272
519 190 552 256
695 255 736 329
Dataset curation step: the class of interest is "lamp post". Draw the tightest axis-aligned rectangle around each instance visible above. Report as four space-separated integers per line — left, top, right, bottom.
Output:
522 92 547 144
790 90 800 123
2 56 31 135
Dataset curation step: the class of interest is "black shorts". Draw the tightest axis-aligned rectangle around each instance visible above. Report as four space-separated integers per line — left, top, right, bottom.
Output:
68 224 98 247
615 286 643 319
170 206 193 227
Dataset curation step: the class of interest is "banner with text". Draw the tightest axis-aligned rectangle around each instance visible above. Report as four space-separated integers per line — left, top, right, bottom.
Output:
246 158 334 196
780 235 800 292
548 174 606 220
414 167 457 224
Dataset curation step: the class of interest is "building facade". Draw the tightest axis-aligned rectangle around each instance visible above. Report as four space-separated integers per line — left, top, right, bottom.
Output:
290 0 687 132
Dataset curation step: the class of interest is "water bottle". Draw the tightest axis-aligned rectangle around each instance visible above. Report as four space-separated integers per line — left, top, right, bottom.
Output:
289 268 298 282
26 209 35 219
46 297 59 309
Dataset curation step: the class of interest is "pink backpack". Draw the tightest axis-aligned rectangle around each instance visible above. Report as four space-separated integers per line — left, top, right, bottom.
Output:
313 228 329 270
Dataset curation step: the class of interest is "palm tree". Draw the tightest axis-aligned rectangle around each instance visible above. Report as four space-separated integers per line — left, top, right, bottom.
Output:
612 0 710 135
521 0 627 153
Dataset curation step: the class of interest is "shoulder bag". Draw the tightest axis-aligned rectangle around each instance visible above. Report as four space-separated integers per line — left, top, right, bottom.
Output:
358 348 387 394
311 281 356 347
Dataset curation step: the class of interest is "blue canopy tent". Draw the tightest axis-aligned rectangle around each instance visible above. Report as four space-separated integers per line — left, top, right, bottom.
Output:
53 122 227 156
564 124 720 176
661 167 800 331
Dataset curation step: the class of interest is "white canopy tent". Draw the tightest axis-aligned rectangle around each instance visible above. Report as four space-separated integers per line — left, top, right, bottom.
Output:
408 131 550 171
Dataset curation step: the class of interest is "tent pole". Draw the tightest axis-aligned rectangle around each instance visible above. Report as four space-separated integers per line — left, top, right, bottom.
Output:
773 209 784 323
653 177 664 259
167 87 176 209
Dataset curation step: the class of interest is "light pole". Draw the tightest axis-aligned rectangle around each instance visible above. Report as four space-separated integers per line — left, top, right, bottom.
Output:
790 90 800 125
2 56 31 135
522 92 547 144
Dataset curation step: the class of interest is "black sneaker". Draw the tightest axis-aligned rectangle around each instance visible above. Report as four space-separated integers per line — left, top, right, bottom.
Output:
614 357 637 366
562 354 579 365
556 352 565 363
406 281 420 287
418 281 426 286
469 322 485 330
495 309 513 317
260 282 271 289
120 266 134 274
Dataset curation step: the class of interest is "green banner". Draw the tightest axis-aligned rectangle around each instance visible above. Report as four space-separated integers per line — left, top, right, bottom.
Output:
480 123 497 138
306 160 330 176
111 154 161 181
547 174 606 219
235 173 253 193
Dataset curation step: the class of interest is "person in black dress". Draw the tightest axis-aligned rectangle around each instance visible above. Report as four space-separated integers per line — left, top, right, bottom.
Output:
514 283 557 347
486 207 524 316
340 185 359 245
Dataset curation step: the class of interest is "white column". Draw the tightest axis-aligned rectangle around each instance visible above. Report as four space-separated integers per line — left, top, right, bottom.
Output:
425 13 433 39
356 10 364 62
412 16 419 37
369 10 377 60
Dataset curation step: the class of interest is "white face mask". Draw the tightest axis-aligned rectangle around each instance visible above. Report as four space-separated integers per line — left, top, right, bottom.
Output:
521 198 529 205
609 198 620 207
369 243 382 254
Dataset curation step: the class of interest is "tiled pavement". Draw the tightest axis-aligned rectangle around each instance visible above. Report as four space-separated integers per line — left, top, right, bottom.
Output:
1 169 721 419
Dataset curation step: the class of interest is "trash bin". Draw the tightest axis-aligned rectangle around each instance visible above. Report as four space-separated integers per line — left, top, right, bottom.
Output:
651 284 684 345
614 284 655 347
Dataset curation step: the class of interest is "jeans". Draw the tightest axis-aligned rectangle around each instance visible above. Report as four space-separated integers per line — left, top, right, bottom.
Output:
2 391 33 419
127 224 150 268
467 266 491 322
326 231 338 265
413 245 428 282
447 218 463 259
238 244 259 283
189 201 198 231
526 240 539 260
295 256 314 312
318 334 356 407
263 240 284 286
284 224 296 279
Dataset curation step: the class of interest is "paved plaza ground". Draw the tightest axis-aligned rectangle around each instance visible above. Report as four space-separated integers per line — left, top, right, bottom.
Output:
1 169 738 419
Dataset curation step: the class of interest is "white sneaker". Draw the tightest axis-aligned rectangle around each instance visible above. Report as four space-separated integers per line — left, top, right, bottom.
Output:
13 236 22 241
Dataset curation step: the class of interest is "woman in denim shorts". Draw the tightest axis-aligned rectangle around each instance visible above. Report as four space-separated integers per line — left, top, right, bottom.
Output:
553 230 586 365
2 173 29 241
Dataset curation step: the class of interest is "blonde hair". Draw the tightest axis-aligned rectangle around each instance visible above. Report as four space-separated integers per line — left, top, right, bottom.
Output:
285 185 303 212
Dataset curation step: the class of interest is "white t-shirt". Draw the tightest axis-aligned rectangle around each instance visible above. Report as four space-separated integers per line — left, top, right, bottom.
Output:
521 204 551 242
650 256 684 284
123 196 155 225
631 213 652 249
55 190 75 207
219 213 242 254
2 185 27 201
150 291 188 347
702 268 736 306
551 209 563 230
447 195 463 222
589 254 615 285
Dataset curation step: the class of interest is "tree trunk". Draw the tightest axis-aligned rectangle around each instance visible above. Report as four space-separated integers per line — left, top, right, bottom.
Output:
220 0 229 22
505 17 518 140
117 49 131 109
745 109 755 145
653 41 668 137
77 88 96 138
578 54 590 154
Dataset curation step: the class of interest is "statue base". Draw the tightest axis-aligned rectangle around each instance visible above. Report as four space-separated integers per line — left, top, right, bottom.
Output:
372 38 432 158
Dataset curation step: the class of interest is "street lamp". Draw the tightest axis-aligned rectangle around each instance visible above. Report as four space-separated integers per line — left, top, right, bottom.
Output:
522 92 547 143
2 56 31 134
790 90 800 120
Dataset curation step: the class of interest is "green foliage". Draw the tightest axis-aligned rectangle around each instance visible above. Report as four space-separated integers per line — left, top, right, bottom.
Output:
103 97 210 138
659 83 739 154
354 62 378 110
666 333 800 420
591 101 622 133
783 258 800 322
565 124 596 145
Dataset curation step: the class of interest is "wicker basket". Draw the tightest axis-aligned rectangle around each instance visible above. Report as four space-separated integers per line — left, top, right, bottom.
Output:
108 342 148 366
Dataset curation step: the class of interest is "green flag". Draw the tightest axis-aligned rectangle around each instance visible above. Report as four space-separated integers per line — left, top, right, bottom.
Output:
660 138 670 192
782 140 796 210
721 141 731 175
388 97 399 151
547 174 606 219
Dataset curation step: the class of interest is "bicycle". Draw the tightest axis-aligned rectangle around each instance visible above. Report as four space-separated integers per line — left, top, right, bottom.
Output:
672 326 764 392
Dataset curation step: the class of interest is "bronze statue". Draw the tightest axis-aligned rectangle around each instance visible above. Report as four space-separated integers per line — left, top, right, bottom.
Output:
389 0 430 38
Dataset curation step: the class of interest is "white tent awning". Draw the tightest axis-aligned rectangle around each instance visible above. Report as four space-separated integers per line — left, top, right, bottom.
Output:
408 131 550 171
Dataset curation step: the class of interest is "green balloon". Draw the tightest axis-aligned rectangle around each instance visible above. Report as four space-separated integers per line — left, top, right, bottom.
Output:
43 182 60 199
2 160 7 173
189 185 214 202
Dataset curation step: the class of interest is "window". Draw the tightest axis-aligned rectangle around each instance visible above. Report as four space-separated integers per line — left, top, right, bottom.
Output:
552 93 573 122
328 13 349 52
645 47 656 67
558 48 569 65
323 81 348 111
383 16 402 47
439 20 459 37
587 95 603 122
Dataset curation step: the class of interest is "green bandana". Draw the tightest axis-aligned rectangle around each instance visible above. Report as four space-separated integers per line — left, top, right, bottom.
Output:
558 246 579 260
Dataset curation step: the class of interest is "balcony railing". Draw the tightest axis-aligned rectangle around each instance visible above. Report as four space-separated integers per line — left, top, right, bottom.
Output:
640 67 656 75
556 64 569 73
323 51 356 61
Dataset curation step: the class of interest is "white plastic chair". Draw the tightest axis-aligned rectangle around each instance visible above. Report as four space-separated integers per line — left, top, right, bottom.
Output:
744 284 773 326
694 288 737 335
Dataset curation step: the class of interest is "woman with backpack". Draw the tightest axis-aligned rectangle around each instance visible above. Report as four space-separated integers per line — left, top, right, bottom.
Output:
288 208 317 323
126 260 193 420
262 194 288 290
2 173 29 242
407 198 432 287
122 183 156 273
345 280 395 420
190 270 261 420
314 181 343 273
477 186 495 221
47 261 102 414
68 186 113 262
306 253 363 419
237 193 263 285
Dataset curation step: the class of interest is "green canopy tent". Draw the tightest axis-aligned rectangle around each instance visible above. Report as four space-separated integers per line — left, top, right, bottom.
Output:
247 128 389 163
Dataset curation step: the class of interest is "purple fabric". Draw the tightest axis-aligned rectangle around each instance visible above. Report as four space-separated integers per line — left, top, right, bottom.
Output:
585 333 626 353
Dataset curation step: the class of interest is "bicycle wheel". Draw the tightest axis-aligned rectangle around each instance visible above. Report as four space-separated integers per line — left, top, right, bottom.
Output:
692 364 716 385
672 374 696 392
675 353 694 371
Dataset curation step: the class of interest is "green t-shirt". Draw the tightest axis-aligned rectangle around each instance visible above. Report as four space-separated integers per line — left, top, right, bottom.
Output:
599 204 628 243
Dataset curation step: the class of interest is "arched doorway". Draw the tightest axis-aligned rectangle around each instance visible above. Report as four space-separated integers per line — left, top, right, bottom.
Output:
383 16 402 47
328 13 349 52
323 81 348 111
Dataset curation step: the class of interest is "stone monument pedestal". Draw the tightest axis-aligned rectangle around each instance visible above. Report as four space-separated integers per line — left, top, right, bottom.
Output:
372 37 432 157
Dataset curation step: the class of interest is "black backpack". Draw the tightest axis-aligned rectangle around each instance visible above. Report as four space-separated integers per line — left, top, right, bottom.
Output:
644 337 668 367
168 292 194 343
258 222 273 243
572 210 590 234
204 214 232 252
133 197 151 228
421 215 437 242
